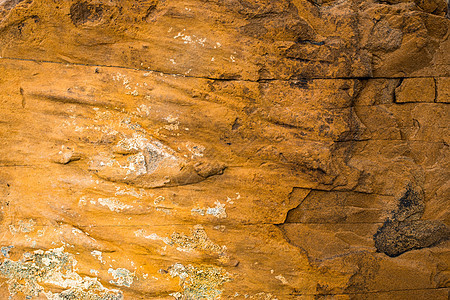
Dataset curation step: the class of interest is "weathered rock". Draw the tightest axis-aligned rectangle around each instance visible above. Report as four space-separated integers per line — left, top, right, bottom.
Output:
437 77 450 103
374 219 449 257
0 0 449 299
373 186 449 257
414 0 448 16
395 77 436 103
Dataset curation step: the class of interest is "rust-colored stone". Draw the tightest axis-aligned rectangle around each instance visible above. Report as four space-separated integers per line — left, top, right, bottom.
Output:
0 0 448 299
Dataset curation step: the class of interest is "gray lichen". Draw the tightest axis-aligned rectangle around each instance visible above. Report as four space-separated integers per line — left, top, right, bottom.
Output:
170 225 226 255
168 263 231 300
0 247 123 300
108 268 135 287
1 245 13 258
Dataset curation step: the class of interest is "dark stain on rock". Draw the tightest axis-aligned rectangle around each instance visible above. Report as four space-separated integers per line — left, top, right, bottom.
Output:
70 1 103 26
393 187 425 221
231 117 241 130
142 3 157 21
374 219 449 257
374 186 449 257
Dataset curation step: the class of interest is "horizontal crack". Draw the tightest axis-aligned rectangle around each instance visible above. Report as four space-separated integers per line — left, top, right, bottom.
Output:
1 56 450 82
334 139 448 144
291 287 449 296
1 223 301 227
297 187 395 197
282 222 384 224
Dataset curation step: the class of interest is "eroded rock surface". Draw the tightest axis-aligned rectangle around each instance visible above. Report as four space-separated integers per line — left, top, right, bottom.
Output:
0 0 448 299
374 186 449 257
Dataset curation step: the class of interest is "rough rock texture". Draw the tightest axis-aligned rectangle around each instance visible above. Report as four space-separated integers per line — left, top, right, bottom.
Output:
0 0 448 299
373 186 449 257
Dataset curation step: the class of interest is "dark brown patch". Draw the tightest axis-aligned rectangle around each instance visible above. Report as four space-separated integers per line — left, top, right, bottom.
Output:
373 186 449 257
69 1 103 26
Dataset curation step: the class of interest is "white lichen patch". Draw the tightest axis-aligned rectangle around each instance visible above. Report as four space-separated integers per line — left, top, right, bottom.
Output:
207 201 227 218
0 247 123 300
1 245 13 258
112 73 144 97
192 201 227 218
135 104 151 116
134 229 171 244
116 133 177 173
185 142 205 158
122 152 147 176
80 196 133 213
90 269 100 276
153 195 165 205
9 219 36 235
275 274 288 285
88 130 180 182
226 192 241 205
127 89 139 96
156 207 172 215
91 250 105 264
135 226 227 256
169 225 226 254
163 123 179 132
112 73 130 85
173 29 207 46
108 268 135 287
71 228 84 235
116 133 151 153
89 154 116 169
167 263 230 300
164 115 179 123
170 291 184 299
154 115 182 137
60 99 185 185
97 197 133 212
114 186 149 198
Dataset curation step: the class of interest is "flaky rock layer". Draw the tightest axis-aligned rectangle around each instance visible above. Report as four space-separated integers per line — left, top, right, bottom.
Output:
0 0 448 299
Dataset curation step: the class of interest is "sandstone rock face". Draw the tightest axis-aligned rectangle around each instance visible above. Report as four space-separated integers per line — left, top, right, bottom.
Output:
395 78 436 103
0 0 448 299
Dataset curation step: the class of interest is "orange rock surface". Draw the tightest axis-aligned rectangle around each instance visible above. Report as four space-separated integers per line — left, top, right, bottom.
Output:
0 0 448 299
